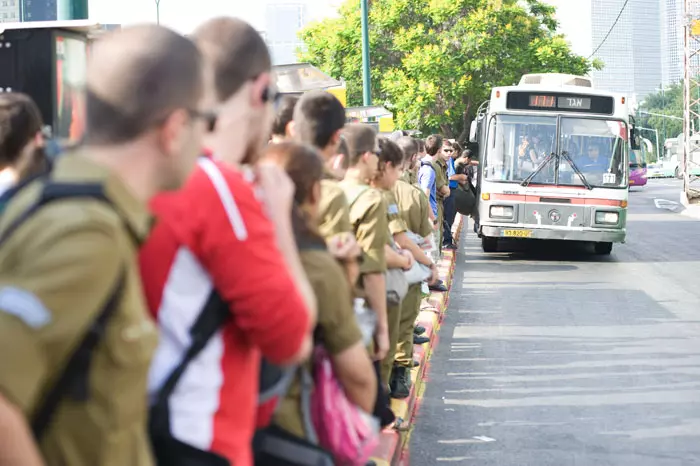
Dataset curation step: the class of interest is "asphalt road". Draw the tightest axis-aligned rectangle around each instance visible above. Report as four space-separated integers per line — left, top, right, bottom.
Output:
410 179 700 466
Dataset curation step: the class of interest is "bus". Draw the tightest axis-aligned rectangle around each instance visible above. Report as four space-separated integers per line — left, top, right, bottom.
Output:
470 73 636 255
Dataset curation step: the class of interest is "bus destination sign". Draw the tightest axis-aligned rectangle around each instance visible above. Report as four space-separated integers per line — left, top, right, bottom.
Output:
508 91 614 114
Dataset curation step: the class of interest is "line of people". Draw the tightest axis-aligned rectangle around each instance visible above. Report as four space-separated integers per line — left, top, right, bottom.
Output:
0 18 467 466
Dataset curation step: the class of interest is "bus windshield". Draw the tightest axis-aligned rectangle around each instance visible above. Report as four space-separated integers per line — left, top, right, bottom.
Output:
483 114 627 188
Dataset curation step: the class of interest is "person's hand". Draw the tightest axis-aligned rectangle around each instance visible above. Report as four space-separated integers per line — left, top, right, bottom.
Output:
255 162 295 221
400 249 414 270
373 326 389 361
327 232 361 260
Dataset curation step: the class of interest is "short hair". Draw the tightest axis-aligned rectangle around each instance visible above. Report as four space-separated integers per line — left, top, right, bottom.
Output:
343 123 376 166
337 136 350 169
415 138 425 153
192 17 271 102
293 91 346 149
377 137 404 167
425 134 443 155
272 95 299 136
0 93 43 167
396 136 418 164
85 25 203 145
461 149 472 159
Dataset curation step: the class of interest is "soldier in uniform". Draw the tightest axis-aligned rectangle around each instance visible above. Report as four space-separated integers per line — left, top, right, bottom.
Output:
263 142 376 452
292 91 361 273
391 137 438 397
0 25 205 466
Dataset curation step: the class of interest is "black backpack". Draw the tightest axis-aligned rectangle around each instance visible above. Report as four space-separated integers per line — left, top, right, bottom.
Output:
0 175 129 441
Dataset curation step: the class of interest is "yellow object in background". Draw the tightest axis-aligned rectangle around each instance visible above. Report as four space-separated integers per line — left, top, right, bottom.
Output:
326 83 347 107
379 116 395 133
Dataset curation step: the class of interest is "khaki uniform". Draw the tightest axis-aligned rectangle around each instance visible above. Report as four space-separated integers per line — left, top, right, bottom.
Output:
0 154 157 466
318 168 352 240
339 179 387 358
433 158 448 251
274 248 363 438
380 189 408 386
340 179 388 276
399 170 417 186
392 180 433 369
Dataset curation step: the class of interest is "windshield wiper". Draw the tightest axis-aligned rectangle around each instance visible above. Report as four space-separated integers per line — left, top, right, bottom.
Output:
560 151 593 190
521 152 556 187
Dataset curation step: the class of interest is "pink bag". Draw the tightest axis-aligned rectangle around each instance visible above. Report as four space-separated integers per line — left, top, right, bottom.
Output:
310 346 380 466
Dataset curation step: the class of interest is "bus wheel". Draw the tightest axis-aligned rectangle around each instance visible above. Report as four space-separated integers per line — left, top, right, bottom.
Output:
594 242 613 255
482 237 499 253
675 167 682 179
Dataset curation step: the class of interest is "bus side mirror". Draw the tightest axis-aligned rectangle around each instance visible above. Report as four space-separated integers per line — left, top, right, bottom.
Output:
630 128 640 150
469 120 478 143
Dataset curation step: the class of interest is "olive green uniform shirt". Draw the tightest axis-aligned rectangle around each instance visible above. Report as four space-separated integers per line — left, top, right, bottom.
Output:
392 179 433 238
433 158 448 201
318 171 352 240
381 189 407 239
273 249 363 438
339 180 388 275
0 154 157 466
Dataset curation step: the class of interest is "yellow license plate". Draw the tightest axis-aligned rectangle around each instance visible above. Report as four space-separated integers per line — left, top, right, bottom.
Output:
502 229 533 238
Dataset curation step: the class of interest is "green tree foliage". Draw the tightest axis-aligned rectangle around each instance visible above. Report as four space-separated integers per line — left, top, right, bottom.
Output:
637 83 683 144
299 0 601 138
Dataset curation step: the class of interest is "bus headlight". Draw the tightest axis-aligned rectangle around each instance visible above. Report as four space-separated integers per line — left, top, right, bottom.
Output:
595 211 619 224
490 206 514 218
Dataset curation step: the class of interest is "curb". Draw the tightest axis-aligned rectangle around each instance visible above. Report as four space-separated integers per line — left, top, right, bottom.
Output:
370 214 464 466
679 190 700 220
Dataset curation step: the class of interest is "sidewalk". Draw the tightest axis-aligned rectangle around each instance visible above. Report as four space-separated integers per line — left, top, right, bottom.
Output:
680 191 700 220
370 214 464 466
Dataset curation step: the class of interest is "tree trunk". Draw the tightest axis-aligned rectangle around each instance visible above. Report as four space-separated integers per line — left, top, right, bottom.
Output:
456 100 472 146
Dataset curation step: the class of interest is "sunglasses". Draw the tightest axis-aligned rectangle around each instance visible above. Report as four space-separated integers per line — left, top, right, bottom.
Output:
199 85 282 133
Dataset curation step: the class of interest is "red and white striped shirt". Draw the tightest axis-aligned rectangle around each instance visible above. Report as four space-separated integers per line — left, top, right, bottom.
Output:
139 157 309 466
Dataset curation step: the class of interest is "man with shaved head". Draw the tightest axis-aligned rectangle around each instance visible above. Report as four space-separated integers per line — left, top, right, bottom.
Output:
0 24 205 466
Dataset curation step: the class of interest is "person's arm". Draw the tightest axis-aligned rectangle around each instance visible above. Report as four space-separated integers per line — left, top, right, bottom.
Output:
0 394 44 466
313 259 376 413
418 167 437 221
394 232 432 266
194 163 312 366
257 163 317 324
355 192 389 360
0 216 124 466
384 244 411 269
332 342 376 412
449 173 468 183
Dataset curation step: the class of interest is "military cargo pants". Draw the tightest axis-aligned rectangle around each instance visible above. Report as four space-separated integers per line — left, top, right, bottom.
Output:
394 284 422 369
380 302 402 386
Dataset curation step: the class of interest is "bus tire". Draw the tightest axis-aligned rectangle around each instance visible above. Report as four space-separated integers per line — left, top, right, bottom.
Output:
675 167 681 179
482 237 498 253
594 242 613 255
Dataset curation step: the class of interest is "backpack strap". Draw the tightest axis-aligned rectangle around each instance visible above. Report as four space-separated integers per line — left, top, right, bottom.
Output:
150 291 231 433
32 266 126 440
14 181 129 440
0 181 133 247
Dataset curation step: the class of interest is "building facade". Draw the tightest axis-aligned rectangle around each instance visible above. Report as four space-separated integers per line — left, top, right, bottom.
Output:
661 0 683 87
0 0 21 22
265 2 308 65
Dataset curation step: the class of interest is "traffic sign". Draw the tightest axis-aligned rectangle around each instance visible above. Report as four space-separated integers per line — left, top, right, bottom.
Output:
691 19 700 37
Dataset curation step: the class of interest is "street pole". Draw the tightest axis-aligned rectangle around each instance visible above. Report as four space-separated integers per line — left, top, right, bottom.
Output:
360 0 372 106
155 0 161 25
655 128 660 161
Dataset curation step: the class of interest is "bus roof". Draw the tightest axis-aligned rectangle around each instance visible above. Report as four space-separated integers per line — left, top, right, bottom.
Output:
0 20 101 35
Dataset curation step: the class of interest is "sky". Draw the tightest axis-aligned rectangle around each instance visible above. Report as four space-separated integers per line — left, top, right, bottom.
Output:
88 0 589 54
88 0 341 34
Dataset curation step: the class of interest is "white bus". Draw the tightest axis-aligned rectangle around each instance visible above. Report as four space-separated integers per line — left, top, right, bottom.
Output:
470 73 637 255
